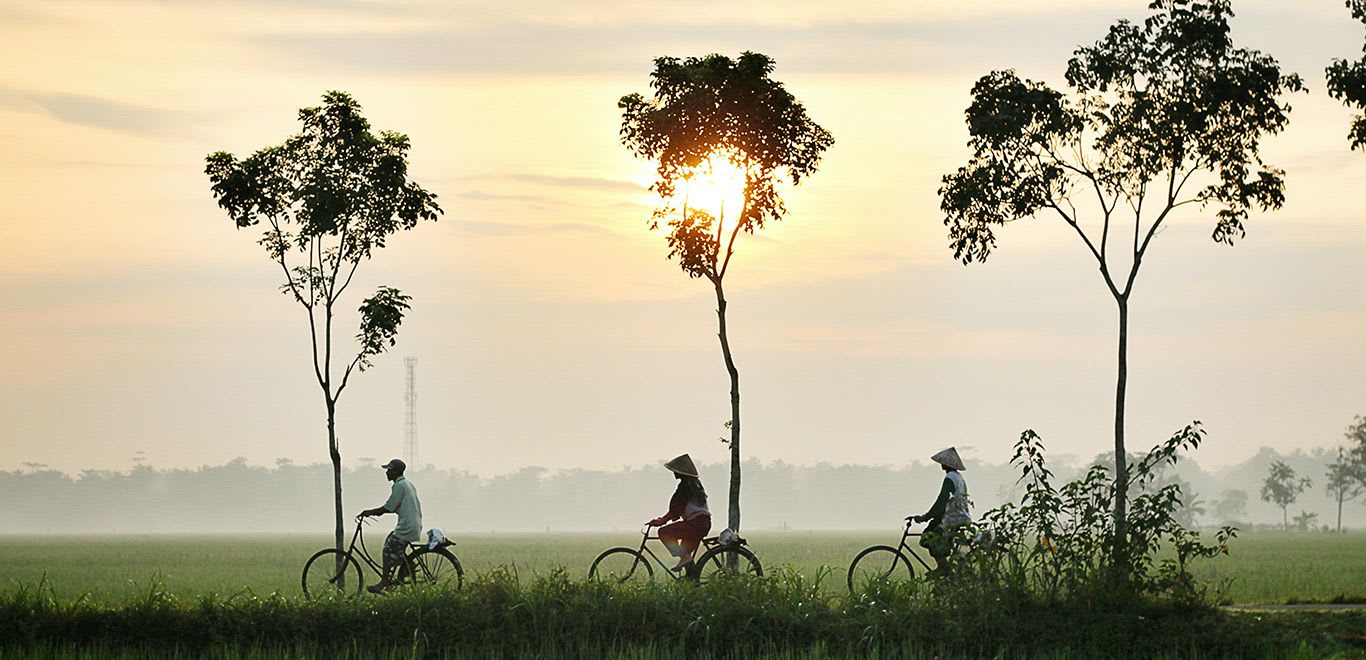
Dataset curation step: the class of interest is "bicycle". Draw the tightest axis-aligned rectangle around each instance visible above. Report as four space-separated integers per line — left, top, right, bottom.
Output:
588 524 763 583
301 516 463 598
846 517 940 593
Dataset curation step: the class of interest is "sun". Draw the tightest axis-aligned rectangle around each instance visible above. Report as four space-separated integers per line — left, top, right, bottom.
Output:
677 157 747 224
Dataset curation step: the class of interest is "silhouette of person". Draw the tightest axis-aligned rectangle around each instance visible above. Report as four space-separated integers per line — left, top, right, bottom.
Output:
358 458 422 592
910 447 970 576
647 454 711 571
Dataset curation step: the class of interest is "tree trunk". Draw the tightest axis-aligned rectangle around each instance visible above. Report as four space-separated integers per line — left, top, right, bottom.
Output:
1337 494 1343 533
328 397 345 579
713 279 741 534
1112 295 1130 565
1282 505 1287 530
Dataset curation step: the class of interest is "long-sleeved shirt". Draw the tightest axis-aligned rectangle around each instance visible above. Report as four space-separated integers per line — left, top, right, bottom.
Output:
922 470 967 522
658 485 710 523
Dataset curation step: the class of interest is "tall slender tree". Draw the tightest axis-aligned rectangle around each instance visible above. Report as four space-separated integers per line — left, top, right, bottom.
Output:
620 52 833 533
1327 0 1366 149
938 0 1303 554
205 92 442 561
1325 448 1363 532
1326 415 1366 532
1261 460 1311 530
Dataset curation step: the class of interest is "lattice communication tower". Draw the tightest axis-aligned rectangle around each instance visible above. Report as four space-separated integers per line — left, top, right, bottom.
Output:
403 356 417 468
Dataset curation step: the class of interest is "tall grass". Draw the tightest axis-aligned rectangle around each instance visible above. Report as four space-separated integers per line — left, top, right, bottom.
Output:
3 569 1362 658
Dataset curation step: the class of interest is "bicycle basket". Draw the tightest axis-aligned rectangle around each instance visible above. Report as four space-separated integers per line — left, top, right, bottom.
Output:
426 528 453 549
717 528 746 547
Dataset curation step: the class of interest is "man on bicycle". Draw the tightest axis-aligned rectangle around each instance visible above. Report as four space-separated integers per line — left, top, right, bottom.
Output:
358 458 422 593
910 447 970 576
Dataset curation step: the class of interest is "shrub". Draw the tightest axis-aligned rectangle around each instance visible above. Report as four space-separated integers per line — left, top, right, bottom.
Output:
948 422 1235 608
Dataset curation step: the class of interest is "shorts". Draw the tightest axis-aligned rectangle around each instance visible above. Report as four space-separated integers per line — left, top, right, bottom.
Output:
382 531 407 570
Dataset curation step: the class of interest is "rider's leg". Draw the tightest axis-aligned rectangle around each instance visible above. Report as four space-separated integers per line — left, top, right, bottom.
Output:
931 552 952 576
659 523 692 570
368 532 404 593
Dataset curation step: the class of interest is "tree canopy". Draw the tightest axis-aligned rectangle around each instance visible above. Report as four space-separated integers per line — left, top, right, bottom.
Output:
1326 0 1366 149
205 91 441 392
941 0 1304 273
620 52 833 281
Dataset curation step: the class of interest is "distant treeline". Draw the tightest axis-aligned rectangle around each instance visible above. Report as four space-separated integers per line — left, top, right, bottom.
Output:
2 447 1359 533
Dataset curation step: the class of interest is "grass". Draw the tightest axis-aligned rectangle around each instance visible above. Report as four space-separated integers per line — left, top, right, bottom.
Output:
3 567 1365 658
2 530 1364 657
1185 531 1366 604
1 530 1363 605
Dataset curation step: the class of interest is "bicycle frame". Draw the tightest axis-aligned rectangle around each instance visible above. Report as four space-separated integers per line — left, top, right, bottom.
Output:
344 517 427 580
891 520 937 574
631 525 720 579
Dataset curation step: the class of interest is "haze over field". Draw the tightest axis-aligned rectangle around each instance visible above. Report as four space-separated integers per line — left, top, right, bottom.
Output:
1 0 1364 482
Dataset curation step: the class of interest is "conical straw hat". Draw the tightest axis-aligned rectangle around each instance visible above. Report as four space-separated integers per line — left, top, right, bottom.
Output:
930 447 965 471
664 454 699 477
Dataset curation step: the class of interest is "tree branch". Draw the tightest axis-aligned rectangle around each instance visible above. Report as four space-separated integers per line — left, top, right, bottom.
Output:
718 203 746 280
1050 202 1121 298
336 353 363 400
334 258 362 302
1124 164 1196 296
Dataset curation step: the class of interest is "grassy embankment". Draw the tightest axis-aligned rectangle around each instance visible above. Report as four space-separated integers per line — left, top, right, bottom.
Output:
2 532 1364 657
3 567 1366 658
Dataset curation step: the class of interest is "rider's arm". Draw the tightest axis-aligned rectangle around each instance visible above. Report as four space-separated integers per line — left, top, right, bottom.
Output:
921 476 954 521
363 483 404 519
649 488 687 525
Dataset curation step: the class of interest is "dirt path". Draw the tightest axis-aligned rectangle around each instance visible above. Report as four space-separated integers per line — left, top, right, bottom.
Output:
1225 603 1366 612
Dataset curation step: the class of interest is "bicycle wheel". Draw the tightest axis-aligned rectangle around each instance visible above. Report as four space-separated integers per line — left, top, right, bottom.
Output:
405 547 464 589
301 549 364 598
691 545 762 583
588 547 654 583
846 545 914 593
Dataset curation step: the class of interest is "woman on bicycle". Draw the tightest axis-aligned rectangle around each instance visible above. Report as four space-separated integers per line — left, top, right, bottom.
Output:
911 447 970 576
647 454 711 571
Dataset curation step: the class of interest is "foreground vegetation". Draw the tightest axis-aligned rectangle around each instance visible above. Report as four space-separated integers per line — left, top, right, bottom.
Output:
3 569 1365 658
1 530 1364 606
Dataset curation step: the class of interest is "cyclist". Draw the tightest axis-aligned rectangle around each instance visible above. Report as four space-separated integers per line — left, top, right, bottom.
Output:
358 458 422 593
910 447 970 576
646 454 711 572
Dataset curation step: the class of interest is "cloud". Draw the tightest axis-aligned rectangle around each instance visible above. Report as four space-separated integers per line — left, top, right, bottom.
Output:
0 88 191 137
447 219 615 238
456 190 550 203
491 173 643 194
247 12 1128 78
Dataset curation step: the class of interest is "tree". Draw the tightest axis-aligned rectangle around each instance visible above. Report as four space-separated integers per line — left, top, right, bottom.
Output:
205 91 442 561
1325 448 1363 532
1292 510 1320 534
1327 0 1366 149
1325 415 1366 532
619 53 834 533
1260 460 1311 530
938 0 1303 550
1213 488 1248 525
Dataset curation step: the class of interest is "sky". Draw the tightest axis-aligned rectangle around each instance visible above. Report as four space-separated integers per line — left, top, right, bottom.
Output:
0 0 1363 477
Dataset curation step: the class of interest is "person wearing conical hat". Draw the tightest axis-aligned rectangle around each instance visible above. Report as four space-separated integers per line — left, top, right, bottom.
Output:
909 447 970 576
647 454 712 571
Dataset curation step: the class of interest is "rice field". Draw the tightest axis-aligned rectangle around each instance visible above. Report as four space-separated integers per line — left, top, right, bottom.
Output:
1 529 1362 605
